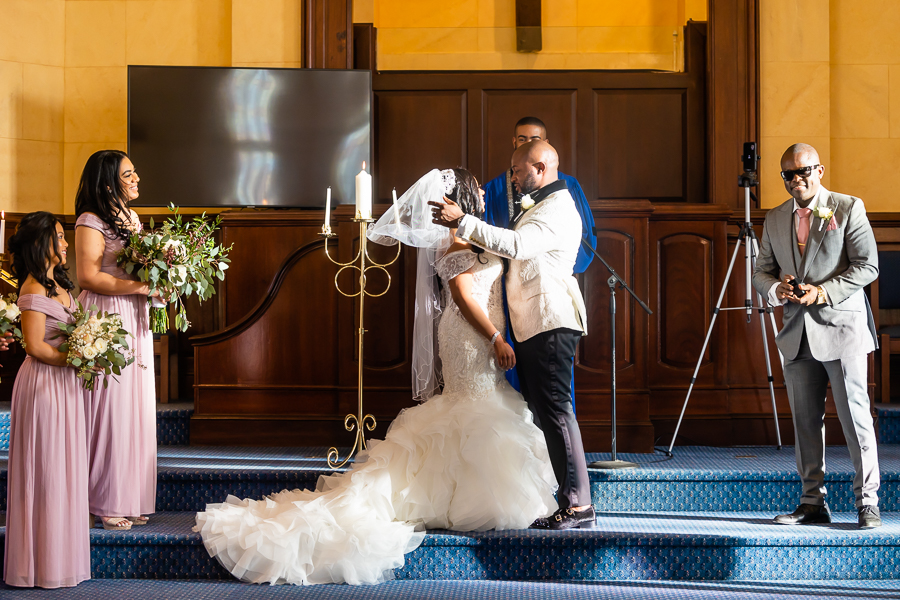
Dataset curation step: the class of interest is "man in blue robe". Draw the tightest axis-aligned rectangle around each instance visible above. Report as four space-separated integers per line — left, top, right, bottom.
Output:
482 117 596 406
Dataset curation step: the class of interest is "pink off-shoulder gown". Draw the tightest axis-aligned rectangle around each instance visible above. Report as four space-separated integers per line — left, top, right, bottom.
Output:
4 292 90 588
75 213 156 518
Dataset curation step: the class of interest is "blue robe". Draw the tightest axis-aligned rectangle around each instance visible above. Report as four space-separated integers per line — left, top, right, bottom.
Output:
482 170 596 407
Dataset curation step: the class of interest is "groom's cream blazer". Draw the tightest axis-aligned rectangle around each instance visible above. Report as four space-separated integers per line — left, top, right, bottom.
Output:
457 187 587 343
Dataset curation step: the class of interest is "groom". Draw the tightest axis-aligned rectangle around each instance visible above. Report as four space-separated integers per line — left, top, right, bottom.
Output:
429 141 593 530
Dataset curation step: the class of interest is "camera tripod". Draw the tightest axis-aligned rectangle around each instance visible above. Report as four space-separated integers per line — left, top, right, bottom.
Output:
664 151 783 456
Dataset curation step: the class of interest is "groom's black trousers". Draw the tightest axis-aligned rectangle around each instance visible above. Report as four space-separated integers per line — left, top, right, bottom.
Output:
515 327 591 510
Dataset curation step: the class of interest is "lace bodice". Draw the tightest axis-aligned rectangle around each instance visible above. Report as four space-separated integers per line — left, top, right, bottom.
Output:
434 250 509 398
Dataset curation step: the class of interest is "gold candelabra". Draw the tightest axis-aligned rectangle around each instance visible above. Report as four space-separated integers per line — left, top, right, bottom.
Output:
0 254 16 287
319 217 401 468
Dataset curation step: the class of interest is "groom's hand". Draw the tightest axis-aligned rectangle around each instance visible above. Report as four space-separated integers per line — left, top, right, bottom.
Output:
429 197 464 228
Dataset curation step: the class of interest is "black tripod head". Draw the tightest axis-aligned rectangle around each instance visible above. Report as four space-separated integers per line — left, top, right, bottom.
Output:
739 141 760 188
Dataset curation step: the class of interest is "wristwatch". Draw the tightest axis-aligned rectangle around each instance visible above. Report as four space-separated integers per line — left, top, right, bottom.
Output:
816 285 827 305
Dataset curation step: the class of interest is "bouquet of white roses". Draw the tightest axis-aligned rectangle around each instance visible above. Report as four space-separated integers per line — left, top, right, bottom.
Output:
117 203 232 333
0 292 22 342
56 300 135 391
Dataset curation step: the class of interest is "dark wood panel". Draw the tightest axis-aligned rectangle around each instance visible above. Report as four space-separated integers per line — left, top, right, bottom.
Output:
195 239 339 390
219 211 327 325
374 91 467 200
579 229 634 373
648 207 730 389
658 233 713 369
595 90 685 200
303 0 352 69
708 0 760 208
482 90 576 179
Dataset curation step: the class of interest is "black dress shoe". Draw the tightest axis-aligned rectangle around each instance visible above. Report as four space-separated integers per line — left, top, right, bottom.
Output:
530 516 550 529
774 503 832 525
858 506 882 529
549 506 596 530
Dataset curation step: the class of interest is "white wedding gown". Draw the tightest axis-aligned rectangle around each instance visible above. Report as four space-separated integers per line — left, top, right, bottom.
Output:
194 250 558 585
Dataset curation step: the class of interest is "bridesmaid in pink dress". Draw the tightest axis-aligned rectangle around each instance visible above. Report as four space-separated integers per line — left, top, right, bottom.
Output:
74 150 159 531
4 212 89 588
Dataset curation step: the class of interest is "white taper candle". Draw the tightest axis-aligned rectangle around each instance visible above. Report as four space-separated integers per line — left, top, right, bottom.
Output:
324 187 332 229
392 187 399 226
355 162 372 219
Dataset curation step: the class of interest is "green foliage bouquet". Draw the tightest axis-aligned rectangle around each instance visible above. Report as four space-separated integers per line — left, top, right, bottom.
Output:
0 293 23 342
117 204 232 333
56 300 135 391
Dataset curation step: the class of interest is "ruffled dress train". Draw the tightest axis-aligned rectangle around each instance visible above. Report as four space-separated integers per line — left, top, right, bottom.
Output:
194 251 557 585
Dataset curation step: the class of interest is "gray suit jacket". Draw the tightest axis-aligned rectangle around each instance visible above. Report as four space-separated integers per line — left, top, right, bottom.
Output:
752 188 879 361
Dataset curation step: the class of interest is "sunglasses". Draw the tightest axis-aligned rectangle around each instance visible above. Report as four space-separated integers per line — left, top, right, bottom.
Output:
780 165 820 181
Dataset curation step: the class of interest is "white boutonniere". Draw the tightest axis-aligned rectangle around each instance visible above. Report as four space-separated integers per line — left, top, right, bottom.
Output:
814 205 834 231
519 194 535 211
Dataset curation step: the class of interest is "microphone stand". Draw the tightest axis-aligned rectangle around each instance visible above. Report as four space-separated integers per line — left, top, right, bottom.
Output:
580 236 653 470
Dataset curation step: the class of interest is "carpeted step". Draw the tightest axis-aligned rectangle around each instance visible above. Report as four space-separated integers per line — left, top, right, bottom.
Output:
2 578 900 600
2 445 900 513
878 404 900 444
2 511 899 582
0 401 192 451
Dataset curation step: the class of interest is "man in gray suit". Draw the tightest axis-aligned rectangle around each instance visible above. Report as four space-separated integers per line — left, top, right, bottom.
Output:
753 143 881 529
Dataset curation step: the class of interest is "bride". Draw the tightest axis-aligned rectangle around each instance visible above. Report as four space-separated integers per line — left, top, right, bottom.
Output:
193 168 558 585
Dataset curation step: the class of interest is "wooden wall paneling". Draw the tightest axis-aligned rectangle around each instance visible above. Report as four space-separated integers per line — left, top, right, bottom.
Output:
218 210 329 326
594 90 686 201
303 0 353 69
372 63 705 204
192 236 343 443
574 201 653 452
684 21 708 203
647 204 731 440
467 88 484 183
352 23 376 70
482 90 577 181
707 0 760 208
374 91 467 200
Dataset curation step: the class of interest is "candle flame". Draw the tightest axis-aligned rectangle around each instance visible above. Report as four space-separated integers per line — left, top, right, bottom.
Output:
1 211 4 218
362 161 366 171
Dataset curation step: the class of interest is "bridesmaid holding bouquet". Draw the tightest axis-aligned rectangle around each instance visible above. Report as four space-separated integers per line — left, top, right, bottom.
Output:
3 212 89 588
74 150 159 531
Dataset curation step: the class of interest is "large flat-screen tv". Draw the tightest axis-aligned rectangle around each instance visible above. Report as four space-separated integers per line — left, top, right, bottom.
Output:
128 66 371 208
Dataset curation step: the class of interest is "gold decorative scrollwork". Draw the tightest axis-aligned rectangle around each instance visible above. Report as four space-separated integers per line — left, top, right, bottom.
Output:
320 219 399 469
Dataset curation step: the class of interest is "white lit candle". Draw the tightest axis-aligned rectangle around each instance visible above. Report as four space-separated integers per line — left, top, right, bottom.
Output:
0 211 6 255
324 187 332 230
392 187 399 226
355 162 372 219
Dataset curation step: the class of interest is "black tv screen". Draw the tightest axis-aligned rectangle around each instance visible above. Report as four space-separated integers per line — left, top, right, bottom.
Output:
128 66 371 208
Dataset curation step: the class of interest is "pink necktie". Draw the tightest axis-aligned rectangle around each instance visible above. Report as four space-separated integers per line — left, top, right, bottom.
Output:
796 207 812 255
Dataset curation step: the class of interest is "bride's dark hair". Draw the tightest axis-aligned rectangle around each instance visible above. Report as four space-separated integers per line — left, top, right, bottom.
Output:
8 211 74 298
446 168 483 220
446 168 487 262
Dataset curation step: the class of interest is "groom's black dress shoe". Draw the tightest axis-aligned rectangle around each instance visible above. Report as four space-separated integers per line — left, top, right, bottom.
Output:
858 505 882 529
531 506 596 530
774 503 832 525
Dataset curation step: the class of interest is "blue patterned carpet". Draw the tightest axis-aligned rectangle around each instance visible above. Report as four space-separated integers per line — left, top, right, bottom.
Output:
3 444 900 512
3 510 900 581
0 579 899 599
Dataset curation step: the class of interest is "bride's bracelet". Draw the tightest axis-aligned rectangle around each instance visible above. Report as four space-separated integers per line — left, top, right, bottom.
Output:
490 331 501 345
